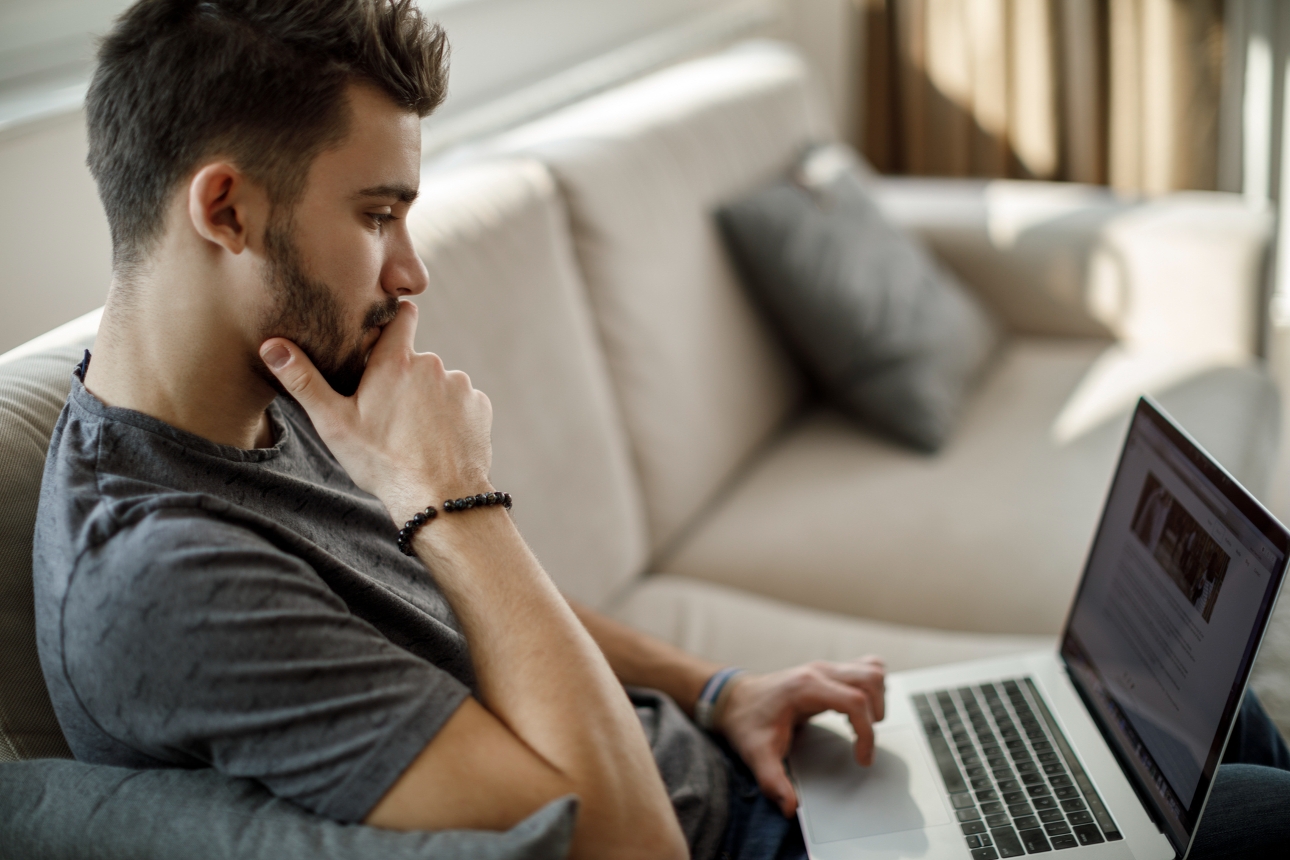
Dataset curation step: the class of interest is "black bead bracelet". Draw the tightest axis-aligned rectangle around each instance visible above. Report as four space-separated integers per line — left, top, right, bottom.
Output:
396 491 512 556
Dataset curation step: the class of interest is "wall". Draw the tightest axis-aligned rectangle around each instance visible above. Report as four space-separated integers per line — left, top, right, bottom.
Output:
0 112 111 355
773 0 861 145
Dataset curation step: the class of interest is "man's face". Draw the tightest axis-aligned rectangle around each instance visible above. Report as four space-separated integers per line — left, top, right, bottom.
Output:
254 83 428 397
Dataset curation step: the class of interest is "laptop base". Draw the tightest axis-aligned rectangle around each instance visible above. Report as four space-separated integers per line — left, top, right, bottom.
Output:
790 651 1174 860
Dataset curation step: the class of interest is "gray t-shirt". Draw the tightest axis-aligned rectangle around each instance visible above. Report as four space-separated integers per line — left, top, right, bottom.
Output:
33 366 729 859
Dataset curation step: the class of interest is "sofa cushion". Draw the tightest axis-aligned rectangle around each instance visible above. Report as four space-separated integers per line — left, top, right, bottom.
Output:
496 42 827 553
717 144 1001 451
611 574 1053 674
0 310 100 762
407 159 648 607
0 759 576 860
660 339 1279 636
869 180 1272 355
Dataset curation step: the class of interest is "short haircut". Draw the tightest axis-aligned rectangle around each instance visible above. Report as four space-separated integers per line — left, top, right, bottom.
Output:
86 0 449 274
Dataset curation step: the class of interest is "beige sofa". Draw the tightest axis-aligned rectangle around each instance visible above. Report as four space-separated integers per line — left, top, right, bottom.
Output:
1 41 1284 770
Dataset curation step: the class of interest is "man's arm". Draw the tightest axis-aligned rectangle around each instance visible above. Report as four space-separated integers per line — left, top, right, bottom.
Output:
568 602 721 714
570 601 886 817
262 302 686 860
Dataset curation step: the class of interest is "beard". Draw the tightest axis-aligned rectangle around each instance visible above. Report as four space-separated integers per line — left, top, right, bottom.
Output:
254 218 400 398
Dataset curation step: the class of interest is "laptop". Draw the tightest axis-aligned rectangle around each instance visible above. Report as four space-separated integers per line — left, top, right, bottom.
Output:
789 397 1289 859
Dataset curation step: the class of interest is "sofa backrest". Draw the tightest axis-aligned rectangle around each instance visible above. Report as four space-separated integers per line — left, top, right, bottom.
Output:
0 310 98 761
494 42 828 554
407 159 649 606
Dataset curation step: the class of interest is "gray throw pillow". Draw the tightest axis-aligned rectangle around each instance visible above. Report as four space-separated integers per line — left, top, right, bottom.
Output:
0 759 577 860
717 145 1002 451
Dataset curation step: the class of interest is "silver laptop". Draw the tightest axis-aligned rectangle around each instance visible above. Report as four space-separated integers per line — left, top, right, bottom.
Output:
789 397 1289 859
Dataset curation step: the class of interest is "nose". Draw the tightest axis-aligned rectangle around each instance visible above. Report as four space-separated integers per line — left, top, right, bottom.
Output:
383 225 429 297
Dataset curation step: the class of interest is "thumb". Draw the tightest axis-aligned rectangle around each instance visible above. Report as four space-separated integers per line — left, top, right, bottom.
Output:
260 338 342 418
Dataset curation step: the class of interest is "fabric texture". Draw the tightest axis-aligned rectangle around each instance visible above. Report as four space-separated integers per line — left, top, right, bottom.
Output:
32 368 729 855
717 736 806 860
661 339 1280 636
497 42 825 553
865 177 1125 339
629 688 730 860
35 372 473 823
406 159 648 608
611 575 1054 674
717 144 1002 451
1190 691 1290 857
0 759 578 860
870 177 1272 355
0 310 99 763
857 0 1227 195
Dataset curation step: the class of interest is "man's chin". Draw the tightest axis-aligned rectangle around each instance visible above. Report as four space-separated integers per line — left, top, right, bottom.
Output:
325 370 363 398
251 352 365 399
320 351 368 397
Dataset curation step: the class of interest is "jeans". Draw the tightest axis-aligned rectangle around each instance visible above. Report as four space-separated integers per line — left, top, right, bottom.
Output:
1189 690 1290 858
718 690 1290 860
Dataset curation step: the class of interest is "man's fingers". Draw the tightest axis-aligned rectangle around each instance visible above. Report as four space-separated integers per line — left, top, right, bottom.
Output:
367 299 419 364
260 338 343 419
793 674 877 766
746 747 799 818
815 659 887 722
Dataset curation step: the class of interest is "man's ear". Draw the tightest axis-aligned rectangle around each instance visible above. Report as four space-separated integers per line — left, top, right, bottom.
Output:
187 162 264 255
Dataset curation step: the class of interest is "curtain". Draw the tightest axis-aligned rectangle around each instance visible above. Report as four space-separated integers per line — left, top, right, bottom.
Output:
857 0 1226 193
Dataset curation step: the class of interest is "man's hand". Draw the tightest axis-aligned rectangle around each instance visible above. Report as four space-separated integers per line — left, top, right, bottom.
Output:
715 657 886 817
264 304 687 858
260 300 493 524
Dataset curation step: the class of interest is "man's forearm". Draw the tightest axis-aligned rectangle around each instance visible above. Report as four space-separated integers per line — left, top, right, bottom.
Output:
414 510 686 858
570 601 723 716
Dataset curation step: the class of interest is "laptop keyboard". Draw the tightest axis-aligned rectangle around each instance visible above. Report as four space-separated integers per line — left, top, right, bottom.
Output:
912 678 1123 857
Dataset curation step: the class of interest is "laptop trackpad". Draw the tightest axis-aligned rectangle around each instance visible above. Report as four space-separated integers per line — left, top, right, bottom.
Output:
791 717 948 844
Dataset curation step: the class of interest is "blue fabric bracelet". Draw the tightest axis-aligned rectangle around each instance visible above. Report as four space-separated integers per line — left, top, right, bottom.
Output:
695 667 745 730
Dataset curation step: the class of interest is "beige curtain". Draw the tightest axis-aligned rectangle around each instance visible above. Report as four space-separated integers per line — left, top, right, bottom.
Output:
858 0 1226 192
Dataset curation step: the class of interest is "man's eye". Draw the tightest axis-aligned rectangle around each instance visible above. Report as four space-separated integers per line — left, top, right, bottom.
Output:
368 213 396 228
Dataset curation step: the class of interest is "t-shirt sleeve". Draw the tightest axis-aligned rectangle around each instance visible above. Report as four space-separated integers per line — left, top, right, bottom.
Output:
60 507 470 823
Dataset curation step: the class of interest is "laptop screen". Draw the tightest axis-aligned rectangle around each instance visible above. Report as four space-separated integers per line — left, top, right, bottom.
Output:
1060 398 1289 853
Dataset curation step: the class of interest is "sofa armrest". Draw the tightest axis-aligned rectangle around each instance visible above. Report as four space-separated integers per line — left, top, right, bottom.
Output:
870 178 1273 357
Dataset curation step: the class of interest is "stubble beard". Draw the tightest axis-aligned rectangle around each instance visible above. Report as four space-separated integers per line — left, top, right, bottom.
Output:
254 217 400 398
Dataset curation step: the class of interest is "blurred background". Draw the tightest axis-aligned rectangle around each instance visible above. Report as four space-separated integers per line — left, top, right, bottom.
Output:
3 0 1290 422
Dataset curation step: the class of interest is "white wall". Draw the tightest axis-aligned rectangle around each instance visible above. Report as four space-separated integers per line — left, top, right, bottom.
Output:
0 112 111 355
772 0 860 144
430 0 734 121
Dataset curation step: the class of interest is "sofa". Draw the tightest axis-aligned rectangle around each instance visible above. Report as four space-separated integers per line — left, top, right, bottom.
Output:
0 40 1284 855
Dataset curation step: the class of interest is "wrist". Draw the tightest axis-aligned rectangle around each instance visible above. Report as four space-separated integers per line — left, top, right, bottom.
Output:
395 488 511 558
386 480 497 530
695 667 746 731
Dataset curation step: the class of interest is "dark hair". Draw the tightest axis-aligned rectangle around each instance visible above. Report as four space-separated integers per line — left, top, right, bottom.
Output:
86 0 449 274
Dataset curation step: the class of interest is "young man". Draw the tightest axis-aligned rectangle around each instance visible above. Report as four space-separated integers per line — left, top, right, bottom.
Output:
32 3 886 859
31 2 1290 859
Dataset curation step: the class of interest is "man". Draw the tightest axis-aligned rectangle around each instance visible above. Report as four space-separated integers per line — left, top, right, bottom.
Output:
32 2 886 858
34 3 1290 859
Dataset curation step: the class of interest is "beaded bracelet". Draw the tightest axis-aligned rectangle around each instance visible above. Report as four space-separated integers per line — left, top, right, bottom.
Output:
396 491 512 556
694 666 746 730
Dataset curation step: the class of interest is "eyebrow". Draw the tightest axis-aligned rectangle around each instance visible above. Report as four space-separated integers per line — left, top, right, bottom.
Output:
353 184 419 204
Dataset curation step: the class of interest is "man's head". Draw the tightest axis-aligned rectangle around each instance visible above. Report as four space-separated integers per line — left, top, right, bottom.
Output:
87 0 446 395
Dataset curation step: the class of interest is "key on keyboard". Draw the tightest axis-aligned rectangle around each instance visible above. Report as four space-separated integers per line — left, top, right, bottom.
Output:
913 678 1123 856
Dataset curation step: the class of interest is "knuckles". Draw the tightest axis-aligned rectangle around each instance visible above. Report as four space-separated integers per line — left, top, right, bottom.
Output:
419 352 446 375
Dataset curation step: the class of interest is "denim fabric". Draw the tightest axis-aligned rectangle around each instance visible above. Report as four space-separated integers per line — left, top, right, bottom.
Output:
716 738 806 860
1189 690 1290 859
721 690 1290 860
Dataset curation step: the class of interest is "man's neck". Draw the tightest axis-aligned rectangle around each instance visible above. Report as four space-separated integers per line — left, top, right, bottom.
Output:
84 275 277 451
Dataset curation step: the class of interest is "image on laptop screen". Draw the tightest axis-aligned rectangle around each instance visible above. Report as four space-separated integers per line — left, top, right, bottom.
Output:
1061 398 1288 852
